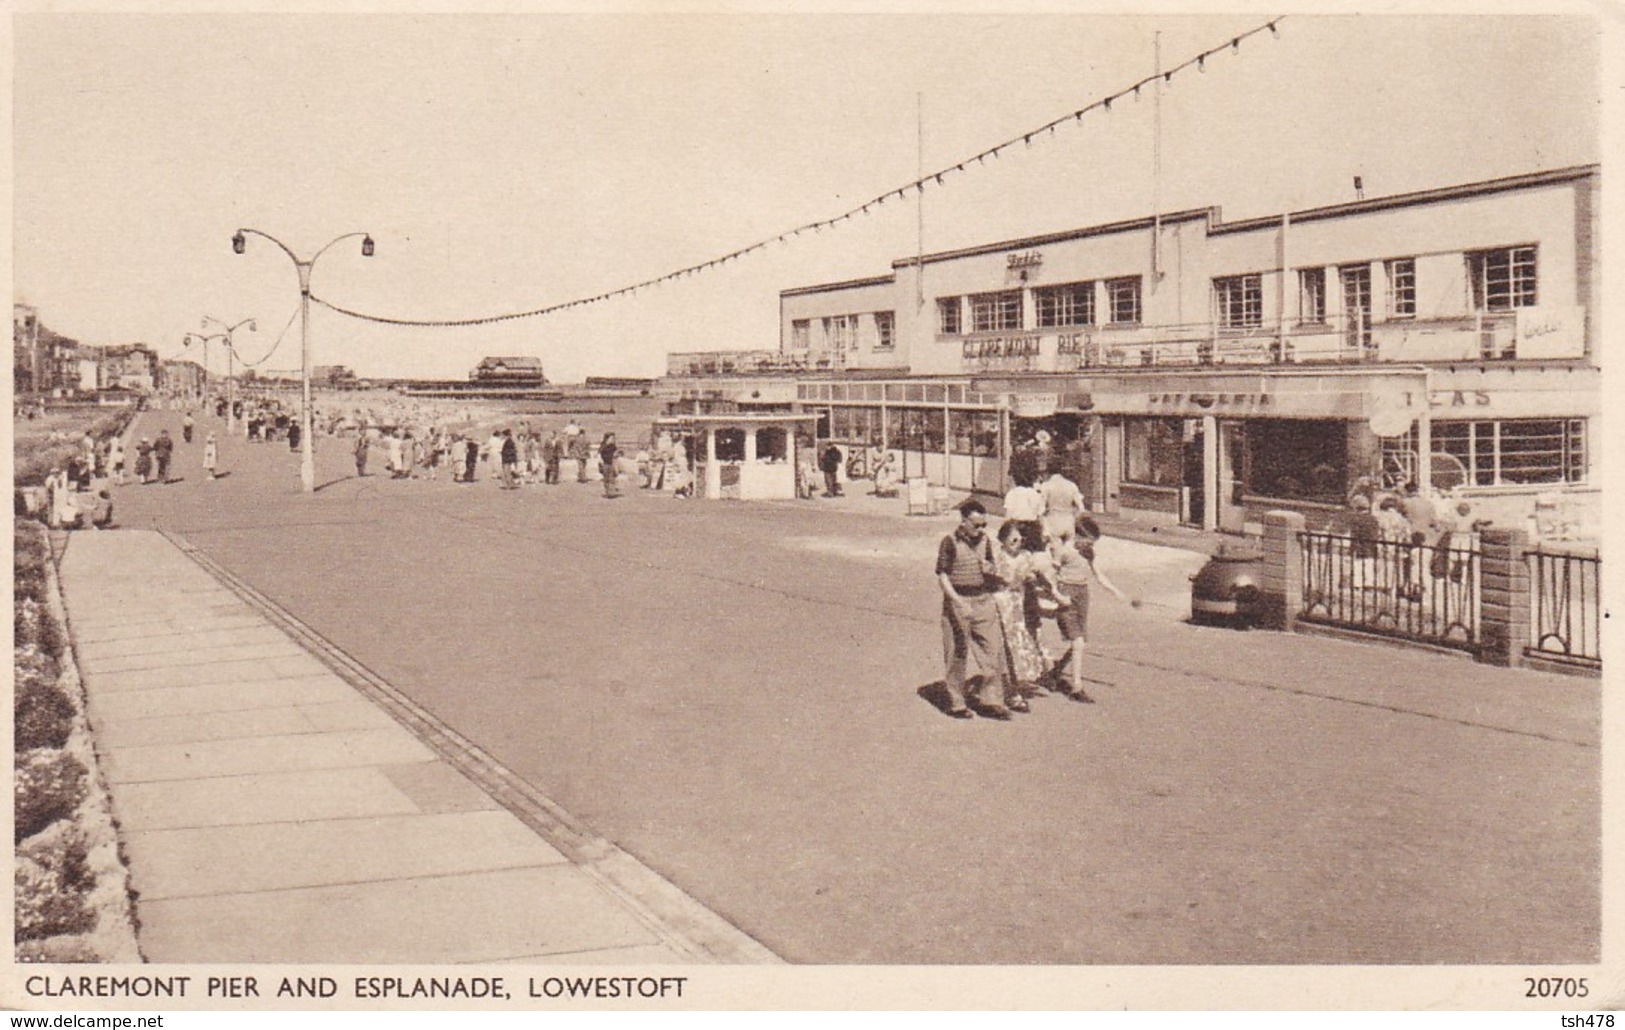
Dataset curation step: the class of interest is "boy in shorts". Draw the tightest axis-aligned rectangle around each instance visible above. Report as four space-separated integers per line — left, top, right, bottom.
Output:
1049 515 1138 702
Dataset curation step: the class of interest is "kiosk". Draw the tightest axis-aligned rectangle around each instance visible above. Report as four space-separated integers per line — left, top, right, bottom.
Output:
653 413 819 500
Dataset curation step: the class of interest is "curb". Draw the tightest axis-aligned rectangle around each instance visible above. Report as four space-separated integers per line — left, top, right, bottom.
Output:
161 530 782 965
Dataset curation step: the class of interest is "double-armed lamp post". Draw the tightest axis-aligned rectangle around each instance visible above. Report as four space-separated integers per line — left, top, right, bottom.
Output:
232 228 374 493
188 316 257 435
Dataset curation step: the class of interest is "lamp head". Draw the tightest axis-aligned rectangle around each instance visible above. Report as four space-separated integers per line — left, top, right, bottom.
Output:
246 320 257 333
232 232 246 255
361 235 375 258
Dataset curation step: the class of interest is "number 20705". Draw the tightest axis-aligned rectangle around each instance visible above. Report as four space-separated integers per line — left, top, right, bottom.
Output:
1527 975 1588 998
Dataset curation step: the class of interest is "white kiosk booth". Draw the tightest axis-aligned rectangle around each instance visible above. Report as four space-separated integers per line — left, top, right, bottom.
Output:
655 413 818 500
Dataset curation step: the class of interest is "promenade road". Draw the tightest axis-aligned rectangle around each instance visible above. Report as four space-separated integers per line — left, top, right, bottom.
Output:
97 407 1600 964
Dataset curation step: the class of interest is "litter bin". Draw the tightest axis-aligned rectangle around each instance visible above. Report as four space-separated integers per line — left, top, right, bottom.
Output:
1189 543 1264 628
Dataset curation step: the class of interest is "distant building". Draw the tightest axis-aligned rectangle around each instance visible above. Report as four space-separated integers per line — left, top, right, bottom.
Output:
312 364 361 389
584 376 656 393
94 343 160 394
13 303 40 394
472 355 547 387
160 359 205 398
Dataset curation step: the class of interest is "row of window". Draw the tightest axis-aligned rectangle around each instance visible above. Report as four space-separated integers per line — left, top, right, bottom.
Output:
1209 246 1538 331
1382 419 1584 488
929 245 1538 336
790 312 894 352
1123 416 1584 498
938 278 1142 335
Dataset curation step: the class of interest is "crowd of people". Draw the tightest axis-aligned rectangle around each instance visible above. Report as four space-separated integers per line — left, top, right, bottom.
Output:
934 460 1141 722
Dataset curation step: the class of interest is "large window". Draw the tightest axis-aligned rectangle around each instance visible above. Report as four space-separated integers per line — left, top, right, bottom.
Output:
1385 258 1416 317
1035 281 1095 328
873 311 894 350
791 319 810 350
1246 419 1348 503
970 290 1023 332
950 410 999 456
937 297 962 336
1215 274 1263 329
1106 277 1141 325
1432 419 1585 486
1468 246 1538 311
1299 268 1326 323
823 315 856 351
1122 418 1182 487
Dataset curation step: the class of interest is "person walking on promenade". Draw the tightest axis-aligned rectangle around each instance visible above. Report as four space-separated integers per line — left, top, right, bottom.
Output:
1039 467 1087 544
600 432 621 498
134 438 153 485
819 442 843 498
153 430 175 484
181 412 195 444
354 431 370 478
287 419 302 452
1048 515 1137 703
500 429 521 489
1400 480 1438 598
543 430 563 485
936 499 1012 720
1002 468 1046 552
570 429 592 483
385 430 404 478
108 434 125 486
993 520 1053 712
203 433 218 480
463 433 480 483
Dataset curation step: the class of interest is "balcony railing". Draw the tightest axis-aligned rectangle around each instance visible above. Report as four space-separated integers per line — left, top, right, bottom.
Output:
667 307 1579 378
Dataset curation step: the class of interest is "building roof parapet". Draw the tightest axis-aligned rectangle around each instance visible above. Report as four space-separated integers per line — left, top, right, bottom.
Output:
782 164 1599 296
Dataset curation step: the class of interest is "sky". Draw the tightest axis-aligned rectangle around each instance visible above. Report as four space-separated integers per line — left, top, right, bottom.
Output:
11 11 1604 383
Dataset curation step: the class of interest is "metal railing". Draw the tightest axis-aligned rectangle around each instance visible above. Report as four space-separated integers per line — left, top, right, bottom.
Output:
1526 549 1602 669
1300 530 1481 652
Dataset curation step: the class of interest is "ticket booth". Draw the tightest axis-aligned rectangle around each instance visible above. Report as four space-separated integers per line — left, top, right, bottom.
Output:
654 413 819 500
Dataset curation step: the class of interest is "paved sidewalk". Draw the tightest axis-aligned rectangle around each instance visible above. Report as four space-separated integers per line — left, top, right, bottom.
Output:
58 528 778 965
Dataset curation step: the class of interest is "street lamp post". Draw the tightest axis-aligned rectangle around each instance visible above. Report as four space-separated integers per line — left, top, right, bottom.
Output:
231 228 374 493
181 332 218 405
201 316 256 435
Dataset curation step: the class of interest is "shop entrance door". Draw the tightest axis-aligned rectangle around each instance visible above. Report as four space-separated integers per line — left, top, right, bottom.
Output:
1181 421 1204 527
1218 421 1248 534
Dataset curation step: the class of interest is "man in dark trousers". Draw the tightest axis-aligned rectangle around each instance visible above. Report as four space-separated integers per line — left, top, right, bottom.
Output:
819 442 843 498
152 430 175 484
935 499 1011 720
499 429 520 489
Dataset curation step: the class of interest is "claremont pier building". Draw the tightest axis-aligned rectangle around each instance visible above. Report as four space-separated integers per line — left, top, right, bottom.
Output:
661 165 1599 538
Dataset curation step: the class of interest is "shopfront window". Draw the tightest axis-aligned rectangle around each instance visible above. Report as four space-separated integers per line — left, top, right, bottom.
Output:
1247 419 1348 502
756 427 788 461
950 410 999 456
970 290 1023 333
1431 419 1585 486
886 407 946 453
1122 418 1183 487
714 428 746 463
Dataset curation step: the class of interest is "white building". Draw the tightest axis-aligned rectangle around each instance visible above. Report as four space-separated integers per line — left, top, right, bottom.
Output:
664 164 1599 537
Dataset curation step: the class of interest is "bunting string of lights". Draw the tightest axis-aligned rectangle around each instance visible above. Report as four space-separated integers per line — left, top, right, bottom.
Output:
311 17 1284 329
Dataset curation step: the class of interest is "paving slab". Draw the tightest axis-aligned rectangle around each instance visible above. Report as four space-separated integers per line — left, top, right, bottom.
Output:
71 613 266 643
90 658 301 693
78 639 309 675
94 705 330 748
135 865 666 964
125 810 570 900
76 625 295 661
109 767 425 831
103 727 435 783
85 674 359 721
376 761 503 815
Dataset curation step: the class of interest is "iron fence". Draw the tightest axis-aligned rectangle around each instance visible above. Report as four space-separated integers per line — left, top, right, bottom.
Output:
1526 549 1602 670
1300 531 1481 652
